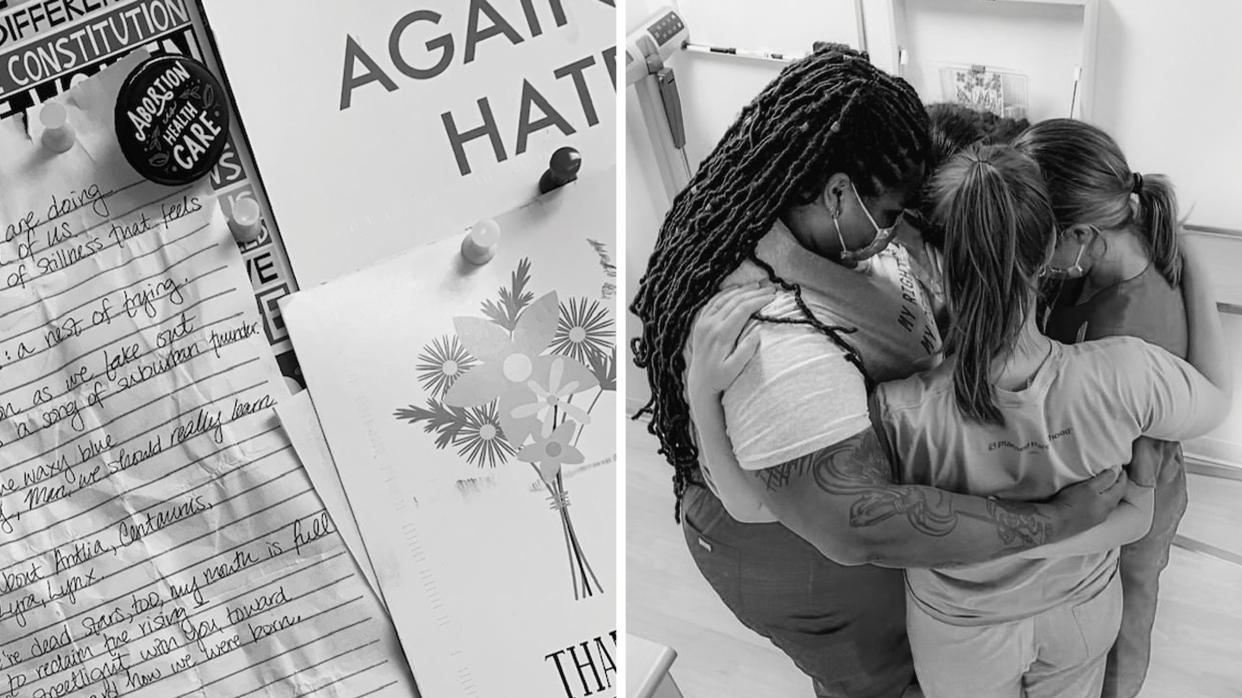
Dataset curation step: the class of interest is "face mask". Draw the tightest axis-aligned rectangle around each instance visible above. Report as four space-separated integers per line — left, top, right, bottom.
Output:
833 182 901 264
1041 234 1090 280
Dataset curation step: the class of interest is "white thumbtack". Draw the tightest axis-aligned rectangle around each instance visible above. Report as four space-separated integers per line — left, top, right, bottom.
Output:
40 102 75 153
227 198 262 243
461 219 500 265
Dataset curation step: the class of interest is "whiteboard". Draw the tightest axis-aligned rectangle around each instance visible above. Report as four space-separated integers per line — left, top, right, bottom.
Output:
670 0 862 170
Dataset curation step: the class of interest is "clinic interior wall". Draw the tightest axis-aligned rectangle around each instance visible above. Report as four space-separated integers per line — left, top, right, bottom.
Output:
624 0 1242 466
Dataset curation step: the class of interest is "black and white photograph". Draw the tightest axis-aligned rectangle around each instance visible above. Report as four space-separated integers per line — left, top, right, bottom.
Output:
626 1 1242 697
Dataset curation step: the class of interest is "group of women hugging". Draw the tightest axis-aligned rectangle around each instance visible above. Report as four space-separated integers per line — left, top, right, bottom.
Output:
632 44 1231 698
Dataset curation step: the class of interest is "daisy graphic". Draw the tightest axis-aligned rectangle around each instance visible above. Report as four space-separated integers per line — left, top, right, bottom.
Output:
549 297 614 364
415 335 477 398
453 403 514 469
444 291 597 446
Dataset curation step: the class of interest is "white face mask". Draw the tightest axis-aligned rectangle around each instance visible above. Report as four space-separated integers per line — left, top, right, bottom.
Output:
1041 229 1094 280
833 182 902 264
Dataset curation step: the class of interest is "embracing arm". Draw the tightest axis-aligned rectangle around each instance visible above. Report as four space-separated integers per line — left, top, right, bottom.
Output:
1012 480 1152 559
682 284 1123 568
687 387 771 522
754 427 1121 568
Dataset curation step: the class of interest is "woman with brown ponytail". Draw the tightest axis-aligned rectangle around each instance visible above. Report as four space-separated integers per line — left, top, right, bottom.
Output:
1014 119 1231 698
631 45 1141 697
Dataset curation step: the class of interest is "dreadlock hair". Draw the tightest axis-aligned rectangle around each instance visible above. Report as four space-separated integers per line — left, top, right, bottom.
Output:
1013 119 1182 287
630 45 931 520
929 144 1055 425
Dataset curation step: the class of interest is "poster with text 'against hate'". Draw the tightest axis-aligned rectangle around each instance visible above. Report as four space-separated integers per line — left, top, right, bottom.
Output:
0 53 415 697
202 0 617 287
284 170 618 698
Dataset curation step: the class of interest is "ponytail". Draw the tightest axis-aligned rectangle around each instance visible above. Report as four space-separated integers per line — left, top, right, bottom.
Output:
1014 119 1184 288
929 144 1054 425
1134 173 1182 286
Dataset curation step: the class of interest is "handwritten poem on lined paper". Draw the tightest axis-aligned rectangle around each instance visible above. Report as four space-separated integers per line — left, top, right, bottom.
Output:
0 55 414 698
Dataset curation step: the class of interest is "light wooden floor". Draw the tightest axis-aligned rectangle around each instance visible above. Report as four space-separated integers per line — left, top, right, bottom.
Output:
627 418 1242 698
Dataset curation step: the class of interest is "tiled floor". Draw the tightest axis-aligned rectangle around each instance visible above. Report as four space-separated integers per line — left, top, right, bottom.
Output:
627 418 1242 698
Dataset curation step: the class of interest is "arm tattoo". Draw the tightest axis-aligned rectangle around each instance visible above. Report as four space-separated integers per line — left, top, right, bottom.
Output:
754 430 1052 549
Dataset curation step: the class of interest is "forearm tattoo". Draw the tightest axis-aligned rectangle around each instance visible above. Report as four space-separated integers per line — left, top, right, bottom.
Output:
754 430 1051 549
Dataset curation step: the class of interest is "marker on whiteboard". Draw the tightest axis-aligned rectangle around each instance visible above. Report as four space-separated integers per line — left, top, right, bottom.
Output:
39 102 75 153
227 198 263 243
538 147 582 194
461 219 500 265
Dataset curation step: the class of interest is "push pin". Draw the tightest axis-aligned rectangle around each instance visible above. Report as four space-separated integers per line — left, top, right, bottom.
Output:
538 146 581 194
39 102 75 153
227 198 262 243
461 219 500 265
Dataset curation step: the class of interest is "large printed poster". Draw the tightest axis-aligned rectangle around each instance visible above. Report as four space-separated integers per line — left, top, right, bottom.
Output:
284 171 617 698
202 0 617 287
0 0 303 386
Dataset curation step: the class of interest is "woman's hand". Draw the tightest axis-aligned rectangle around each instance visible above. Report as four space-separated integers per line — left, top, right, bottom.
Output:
685 284 776 399
1125 436 1162 488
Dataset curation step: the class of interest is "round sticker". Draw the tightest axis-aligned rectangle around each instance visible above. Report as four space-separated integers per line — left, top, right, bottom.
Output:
114 55 230 186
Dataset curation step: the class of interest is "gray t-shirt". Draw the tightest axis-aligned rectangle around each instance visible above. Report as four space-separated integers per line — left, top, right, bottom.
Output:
690 221 942 522
875 336 1210 625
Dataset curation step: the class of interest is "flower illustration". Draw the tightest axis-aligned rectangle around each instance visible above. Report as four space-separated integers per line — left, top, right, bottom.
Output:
444 292 597 446
453 403 514 469
481 258 535 331
549 297 614 364
585 346 616 393
509 356 593 437
398 259 611 601
516 421 584 484
415 334 477 398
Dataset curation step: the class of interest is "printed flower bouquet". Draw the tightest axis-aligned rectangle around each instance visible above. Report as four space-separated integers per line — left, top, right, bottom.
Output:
395 258 615 600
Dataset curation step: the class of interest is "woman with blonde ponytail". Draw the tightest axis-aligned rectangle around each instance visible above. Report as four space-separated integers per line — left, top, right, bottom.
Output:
1014 119 1233 698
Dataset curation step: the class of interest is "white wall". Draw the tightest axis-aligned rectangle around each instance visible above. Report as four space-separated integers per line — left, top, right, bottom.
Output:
1092 0 1242 232
626 1 1242 463
1089 1 1242 465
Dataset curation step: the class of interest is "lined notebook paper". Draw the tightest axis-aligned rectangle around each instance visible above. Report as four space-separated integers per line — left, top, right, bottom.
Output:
0 53 416 698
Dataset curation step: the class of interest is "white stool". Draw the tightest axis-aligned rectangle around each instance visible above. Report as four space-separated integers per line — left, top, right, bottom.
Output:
627 635 684 698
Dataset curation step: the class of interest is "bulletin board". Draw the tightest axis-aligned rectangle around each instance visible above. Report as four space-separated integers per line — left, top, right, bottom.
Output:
0 0 304 387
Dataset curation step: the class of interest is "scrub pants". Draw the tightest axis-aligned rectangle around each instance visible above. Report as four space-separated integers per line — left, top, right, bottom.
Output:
681 483 914 698
907 573 1123 698
1103 443 1189 698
